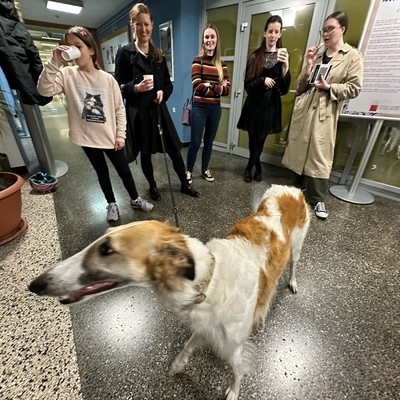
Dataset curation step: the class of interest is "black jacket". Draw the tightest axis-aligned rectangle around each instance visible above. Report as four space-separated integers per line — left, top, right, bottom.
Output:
0 1 51 105
115 42 181 163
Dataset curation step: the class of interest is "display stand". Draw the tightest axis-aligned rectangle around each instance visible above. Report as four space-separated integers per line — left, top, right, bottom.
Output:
329 116 384 204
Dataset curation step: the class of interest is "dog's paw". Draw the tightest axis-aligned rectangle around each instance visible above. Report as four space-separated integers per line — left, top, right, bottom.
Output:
168 356 187 375
289 280 298 293
224 386 239 400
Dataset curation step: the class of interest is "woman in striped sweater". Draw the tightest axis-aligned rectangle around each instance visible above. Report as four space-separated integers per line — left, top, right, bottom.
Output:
186 24 230 184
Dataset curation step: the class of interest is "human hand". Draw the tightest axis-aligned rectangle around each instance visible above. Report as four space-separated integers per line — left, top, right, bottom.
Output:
305 45 319 67
154 90 164 104
221 79 229 87
313 74 330 91
277 48 289 67
114 140 125 151
52 46 69 67
137 77 154 92
264 77 276 89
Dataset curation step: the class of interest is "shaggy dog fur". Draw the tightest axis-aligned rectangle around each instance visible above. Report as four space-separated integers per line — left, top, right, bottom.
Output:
29 185 310 400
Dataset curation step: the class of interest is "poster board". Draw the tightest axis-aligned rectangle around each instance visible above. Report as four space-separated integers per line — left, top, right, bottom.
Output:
342 0 400 119
100 28 130 74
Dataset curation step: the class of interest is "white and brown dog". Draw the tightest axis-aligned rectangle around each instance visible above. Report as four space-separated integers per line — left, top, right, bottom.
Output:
29 185 310 400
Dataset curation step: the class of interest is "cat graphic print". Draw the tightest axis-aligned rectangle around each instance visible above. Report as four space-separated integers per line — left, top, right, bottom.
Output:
81 91 106 123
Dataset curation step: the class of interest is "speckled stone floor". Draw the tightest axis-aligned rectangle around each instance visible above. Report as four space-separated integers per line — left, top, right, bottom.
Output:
1 111 399 400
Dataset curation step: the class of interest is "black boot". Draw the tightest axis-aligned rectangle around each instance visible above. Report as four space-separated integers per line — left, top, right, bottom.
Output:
180 183 199 197
149 184 161 201
244 169 252 183
254 168 262 182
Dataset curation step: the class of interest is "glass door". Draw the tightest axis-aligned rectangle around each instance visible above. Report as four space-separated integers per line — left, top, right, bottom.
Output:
230 0 328 164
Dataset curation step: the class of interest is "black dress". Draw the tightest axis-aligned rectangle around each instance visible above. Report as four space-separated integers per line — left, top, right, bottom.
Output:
237 51 291 134
115 42 182 163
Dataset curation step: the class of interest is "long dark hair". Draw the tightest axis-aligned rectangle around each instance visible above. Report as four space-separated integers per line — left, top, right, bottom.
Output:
245 15 283 81
65 26 100 69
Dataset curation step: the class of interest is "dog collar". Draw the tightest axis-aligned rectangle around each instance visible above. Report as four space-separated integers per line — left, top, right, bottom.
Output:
193 254 215 304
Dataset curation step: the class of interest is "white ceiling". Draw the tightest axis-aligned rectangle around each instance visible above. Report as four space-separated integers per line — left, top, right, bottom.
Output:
18 0 130 29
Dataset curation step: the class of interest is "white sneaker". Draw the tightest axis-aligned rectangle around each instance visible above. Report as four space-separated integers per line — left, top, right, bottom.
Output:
314 201 328 219
107 202 119 221
201 169 214 182
131 197 154 212
186 171 193 184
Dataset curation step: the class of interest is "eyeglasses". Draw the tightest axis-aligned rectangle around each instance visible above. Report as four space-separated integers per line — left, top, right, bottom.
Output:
319 26 341 36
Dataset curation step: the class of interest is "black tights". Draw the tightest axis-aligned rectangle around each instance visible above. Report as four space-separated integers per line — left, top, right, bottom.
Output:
141 152 187 188
82 146 138 204
245 131 268 172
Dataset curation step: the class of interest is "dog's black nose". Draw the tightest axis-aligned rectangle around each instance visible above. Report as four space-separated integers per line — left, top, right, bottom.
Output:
28 276 48 295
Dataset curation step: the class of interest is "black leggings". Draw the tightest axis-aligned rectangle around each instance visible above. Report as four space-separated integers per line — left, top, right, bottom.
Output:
245 131 268 172
141 151 187 187
82 146 138 204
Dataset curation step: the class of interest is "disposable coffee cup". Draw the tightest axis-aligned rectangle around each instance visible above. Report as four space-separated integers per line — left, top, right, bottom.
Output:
61 46 81 62
143 74 154 88
277 48 287 58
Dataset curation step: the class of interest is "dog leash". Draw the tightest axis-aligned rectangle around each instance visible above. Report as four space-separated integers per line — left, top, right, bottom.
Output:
156 103 180 228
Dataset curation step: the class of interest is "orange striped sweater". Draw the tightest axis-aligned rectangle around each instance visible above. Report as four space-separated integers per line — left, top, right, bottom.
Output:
192 56 230 104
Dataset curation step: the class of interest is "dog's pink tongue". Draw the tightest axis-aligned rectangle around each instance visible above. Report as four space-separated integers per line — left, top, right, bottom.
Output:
60 282 117 304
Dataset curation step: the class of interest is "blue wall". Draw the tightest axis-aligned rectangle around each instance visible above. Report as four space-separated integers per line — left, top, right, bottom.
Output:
97 0 202 143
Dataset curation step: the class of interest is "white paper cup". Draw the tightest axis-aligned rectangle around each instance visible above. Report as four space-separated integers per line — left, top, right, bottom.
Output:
277 48 287 58
61 46 81 62
143 74 154 88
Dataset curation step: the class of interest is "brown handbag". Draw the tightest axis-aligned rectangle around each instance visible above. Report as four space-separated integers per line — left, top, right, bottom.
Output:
181 97 192 126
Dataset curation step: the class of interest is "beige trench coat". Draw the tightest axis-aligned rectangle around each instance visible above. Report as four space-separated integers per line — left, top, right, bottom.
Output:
281 43 363 179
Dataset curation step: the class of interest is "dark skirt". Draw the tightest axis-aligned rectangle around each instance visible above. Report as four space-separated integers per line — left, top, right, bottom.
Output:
237 89 282 135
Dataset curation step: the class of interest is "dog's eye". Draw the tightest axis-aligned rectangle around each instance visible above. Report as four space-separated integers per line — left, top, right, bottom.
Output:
99 241 115 256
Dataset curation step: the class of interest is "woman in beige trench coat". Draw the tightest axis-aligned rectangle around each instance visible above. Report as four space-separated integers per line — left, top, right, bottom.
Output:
281 11 363 219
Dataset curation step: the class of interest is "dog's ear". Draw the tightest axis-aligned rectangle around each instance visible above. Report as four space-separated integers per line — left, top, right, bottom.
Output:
155 243 195 281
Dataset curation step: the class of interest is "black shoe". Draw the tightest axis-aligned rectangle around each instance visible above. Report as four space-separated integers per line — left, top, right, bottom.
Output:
244 170 252 183
149 186 161 201
254 170 262 182
180 183 199 197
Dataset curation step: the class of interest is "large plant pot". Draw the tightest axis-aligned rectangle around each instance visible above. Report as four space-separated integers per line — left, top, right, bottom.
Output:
0 172 28 246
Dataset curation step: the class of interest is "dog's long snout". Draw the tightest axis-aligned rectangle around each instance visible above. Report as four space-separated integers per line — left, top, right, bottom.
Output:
28 275 49 295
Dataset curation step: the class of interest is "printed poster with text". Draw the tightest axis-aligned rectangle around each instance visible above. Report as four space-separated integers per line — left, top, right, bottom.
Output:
342 0 400 118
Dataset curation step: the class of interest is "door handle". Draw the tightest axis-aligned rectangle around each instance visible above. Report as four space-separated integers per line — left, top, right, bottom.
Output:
234 89 242 98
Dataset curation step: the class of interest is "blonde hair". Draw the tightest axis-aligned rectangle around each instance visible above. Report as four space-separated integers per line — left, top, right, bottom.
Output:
130 3 164 62
199 24 223 81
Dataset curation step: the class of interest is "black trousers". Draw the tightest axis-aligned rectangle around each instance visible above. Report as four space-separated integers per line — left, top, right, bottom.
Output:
82 146 139 204
140 151 187 188
293 173 329 205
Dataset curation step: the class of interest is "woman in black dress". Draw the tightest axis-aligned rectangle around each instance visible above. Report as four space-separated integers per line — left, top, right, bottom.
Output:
115 2 199 200
237 15 291 182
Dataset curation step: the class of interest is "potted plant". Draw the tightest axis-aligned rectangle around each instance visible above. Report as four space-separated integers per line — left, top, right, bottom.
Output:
0 171 28 245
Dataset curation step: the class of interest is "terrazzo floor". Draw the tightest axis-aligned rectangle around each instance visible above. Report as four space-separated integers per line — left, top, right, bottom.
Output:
1 111 399 399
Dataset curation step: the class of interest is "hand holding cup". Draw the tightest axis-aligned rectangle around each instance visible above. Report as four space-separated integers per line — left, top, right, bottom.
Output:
143 74 154 90
61 46 81 62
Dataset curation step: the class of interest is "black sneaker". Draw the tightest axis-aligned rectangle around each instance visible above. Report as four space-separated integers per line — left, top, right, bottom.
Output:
180 184 199 197
186 171 193 184
201 170 214 182
254 170 262 182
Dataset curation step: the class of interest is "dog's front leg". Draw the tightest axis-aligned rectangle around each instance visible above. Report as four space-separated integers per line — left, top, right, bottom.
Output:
224 345 246 400
169 333 202 375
